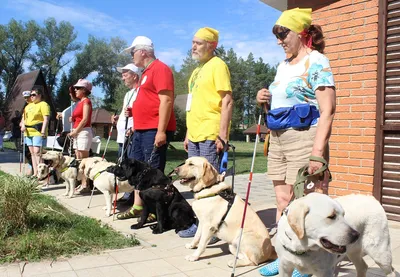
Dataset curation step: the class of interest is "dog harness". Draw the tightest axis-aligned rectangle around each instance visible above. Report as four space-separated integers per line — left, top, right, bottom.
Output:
86 160 100 178
197 188 236 230
60 158 79 173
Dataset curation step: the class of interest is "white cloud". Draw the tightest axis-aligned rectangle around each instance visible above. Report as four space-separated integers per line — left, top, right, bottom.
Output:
157 48 186 70
4 0 134 35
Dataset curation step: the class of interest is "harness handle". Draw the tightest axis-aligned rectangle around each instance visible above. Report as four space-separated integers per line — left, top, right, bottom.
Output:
293 155 331 199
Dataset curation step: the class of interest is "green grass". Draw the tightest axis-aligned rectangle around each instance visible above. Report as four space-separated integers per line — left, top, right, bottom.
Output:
4 138 268 174
0 171 139 263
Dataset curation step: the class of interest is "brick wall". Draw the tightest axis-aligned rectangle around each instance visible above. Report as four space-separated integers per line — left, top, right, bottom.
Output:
288 0 379 196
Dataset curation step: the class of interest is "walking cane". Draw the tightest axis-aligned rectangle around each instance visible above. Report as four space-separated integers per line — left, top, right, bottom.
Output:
21 135 25 175
102 112 117 161
19 135 23 173
230 114 263 277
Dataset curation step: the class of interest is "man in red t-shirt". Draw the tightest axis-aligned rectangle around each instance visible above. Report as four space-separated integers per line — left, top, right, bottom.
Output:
117 36 176 221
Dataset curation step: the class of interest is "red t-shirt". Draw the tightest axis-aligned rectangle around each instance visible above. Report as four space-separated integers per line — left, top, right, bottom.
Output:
72 98 92 129
132 59 176 131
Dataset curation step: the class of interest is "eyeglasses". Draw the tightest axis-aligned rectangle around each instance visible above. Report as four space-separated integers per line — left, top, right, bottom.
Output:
275 29 290 40
30 94 37 97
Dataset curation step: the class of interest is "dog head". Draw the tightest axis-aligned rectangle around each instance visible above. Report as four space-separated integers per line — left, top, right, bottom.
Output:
282 193 359 254
36 163 50 180
41 151 64 168
174 157 219 192
107 159 149 185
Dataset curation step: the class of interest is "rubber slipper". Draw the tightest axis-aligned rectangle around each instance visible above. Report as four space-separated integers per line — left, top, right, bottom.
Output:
259 258 279 276
178 223 197 238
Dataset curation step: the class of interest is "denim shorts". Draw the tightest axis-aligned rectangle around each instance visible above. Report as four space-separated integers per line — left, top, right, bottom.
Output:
25 136 46 147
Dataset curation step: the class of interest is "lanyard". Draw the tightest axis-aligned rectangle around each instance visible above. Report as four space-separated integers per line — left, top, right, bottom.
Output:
124 88 136 109
189 65 203 93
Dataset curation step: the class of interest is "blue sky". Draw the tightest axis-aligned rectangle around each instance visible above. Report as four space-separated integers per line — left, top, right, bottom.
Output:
1 0 285 97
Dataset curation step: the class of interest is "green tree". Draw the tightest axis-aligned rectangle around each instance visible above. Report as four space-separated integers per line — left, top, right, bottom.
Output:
0 19 39 98
68 36 130 110
29 18 81 95
54 72 72 112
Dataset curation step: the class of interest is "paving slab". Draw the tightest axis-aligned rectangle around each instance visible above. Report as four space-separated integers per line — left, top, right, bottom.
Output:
1 149 400 276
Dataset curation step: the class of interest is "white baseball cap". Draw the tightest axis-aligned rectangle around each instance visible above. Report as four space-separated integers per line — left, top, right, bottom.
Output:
22 90 31 97
122 36 154 54
117 63 141 75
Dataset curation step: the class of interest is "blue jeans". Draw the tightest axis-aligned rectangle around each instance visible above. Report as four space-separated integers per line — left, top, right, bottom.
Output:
128 130 173 172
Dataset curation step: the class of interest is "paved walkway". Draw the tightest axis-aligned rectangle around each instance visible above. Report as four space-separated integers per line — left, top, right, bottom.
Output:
0 149 399 277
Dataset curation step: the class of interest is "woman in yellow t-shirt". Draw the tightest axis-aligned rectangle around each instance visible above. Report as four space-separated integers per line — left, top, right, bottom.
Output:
21 87 50 177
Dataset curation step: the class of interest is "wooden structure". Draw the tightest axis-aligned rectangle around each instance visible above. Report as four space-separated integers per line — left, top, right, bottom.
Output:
91 108 117 139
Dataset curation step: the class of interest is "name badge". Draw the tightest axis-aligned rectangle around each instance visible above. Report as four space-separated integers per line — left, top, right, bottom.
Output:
186 94 193 111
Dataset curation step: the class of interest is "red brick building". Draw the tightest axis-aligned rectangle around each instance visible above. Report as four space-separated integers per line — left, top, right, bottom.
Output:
261 0 400 221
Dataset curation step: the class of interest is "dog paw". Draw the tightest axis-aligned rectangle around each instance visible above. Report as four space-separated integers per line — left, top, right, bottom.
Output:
130 223 142 230
227 260 235 268
185 255 199 262
67 194 74 199
62 192 68 196
185 243 196 249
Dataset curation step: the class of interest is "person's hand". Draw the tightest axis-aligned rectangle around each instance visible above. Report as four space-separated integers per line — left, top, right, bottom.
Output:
183 137 189 152
154 131 167 147
124 107 132 118
308 159 323 175
69 116 73 123
256 88 271 105
20 125 26 132
125 128 133 137
111 114 119 124
41 132 46 139
56 112 62 120
68 130 78 138
215 136 227 154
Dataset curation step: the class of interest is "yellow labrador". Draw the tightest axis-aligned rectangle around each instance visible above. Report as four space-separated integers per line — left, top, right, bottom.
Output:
175 157 276 267
276 193 395 277
40 151 79 198
79 158 133 216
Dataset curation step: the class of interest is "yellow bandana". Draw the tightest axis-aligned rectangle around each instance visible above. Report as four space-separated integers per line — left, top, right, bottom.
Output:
276 8 312 33
194 27 219 42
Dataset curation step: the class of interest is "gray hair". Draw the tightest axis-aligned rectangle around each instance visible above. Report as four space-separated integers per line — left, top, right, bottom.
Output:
138 45 155 56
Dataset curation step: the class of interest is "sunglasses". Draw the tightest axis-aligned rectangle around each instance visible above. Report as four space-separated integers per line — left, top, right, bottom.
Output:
275 29 290 40
74 87 84 90
30 94 37 97
130 48 141 57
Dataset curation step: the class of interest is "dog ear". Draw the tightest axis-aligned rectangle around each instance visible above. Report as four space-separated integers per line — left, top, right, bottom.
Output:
287 200 309 240
201 161 218 187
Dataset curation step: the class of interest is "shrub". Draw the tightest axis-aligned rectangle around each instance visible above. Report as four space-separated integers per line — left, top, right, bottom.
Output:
0 175 37 237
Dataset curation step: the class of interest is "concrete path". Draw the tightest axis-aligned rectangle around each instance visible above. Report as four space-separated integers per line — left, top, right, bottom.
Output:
0 148 399 277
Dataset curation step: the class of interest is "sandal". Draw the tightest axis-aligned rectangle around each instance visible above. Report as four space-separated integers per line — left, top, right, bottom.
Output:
138 213 156 223
178 223 197 238
117 208 142 220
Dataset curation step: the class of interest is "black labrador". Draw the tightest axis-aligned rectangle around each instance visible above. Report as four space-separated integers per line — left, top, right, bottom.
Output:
107 158 196 234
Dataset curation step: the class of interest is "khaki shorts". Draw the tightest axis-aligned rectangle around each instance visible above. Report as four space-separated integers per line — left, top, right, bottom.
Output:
267 127 321 185
73 127 93 151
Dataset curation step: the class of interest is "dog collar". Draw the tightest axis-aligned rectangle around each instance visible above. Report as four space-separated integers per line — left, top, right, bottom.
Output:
282 244 308 256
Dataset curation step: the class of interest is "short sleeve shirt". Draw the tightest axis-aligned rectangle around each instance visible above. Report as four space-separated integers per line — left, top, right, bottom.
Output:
24 101 50 136
186 56 232 142
132 59 176 131
72 98 92 129
269 50 335 110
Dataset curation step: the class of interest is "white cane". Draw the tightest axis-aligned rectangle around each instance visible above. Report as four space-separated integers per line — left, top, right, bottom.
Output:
22 135 26 176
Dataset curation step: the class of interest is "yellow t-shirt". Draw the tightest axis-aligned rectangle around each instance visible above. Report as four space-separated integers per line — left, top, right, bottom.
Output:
24 101 50 136
186 56 232 142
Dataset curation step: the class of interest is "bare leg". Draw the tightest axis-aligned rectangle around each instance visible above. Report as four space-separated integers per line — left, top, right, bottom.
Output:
76 150 89 188
30 146 42 176
273 180 293 222
134 190 143 206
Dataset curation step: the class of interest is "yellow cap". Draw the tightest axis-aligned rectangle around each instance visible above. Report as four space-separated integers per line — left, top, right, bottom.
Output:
194 27 219 42
275 8 312 33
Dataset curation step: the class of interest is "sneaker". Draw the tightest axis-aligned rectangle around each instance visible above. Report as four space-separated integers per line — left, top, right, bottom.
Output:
178 223 197 238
